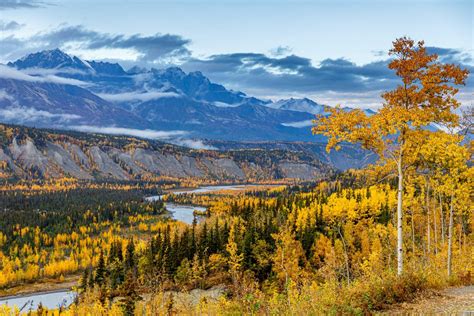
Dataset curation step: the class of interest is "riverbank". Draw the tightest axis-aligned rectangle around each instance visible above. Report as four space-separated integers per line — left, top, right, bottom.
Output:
0 274 79 298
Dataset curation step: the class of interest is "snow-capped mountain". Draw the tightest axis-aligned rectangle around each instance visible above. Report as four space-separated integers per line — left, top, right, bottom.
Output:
266 98 326 115
0 49 377 143
8 48 94 72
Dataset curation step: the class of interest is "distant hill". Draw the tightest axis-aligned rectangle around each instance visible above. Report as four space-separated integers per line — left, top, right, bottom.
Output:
208 140 377 171
0 124 335 182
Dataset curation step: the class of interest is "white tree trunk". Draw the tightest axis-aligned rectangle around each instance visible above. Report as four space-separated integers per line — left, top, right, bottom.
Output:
337 226 350 286
447 194 454 277
433 200 438 255
397 150 404 276
440 194 445 244
426 183 431 254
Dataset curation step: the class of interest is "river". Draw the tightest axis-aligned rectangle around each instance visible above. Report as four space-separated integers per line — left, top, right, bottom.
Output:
0 184 273 311
146 184 266 224
0 290 76 311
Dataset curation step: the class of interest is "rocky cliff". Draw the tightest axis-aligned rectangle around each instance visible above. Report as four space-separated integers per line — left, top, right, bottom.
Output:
0 124 334 182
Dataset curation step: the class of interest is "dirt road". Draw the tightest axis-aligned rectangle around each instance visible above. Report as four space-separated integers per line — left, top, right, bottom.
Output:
382 286 474 315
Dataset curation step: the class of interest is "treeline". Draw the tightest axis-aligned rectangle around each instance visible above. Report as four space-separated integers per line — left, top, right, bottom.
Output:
0 185 169 290
0 187 162 237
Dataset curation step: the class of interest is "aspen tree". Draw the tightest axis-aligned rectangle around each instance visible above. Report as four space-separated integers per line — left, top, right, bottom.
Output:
313 37 468 275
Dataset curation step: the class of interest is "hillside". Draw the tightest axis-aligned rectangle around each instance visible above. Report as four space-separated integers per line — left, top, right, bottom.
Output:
0 124 334 182
209 140 376 170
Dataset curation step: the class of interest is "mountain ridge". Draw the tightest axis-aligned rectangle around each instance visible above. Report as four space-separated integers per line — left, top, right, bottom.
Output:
0 123 335 182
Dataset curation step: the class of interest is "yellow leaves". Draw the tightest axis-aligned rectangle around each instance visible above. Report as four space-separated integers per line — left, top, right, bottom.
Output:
272 228 305 284
313 38 469 195
312 106 384 155
226 222 244 276
0 233 6 248
321 185 395 223
44 258 79 278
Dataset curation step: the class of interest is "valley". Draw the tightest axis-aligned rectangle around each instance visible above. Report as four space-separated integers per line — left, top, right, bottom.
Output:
0 16 471 315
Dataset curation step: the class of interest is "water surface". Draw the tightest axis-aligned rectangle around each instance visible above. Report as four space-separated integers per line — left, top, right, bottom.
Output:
146 184 266 224
0 290 76 311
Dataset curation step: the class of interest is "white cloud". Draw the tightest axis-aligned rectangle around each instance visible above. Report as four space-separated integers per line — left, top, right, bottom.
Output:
281 120 314 128
0 89 14 101
69 125 215 150
170 138 216 150
22 67 89 76
0 65 90 86
0 106 81 123
97 91 180 102
70 125 187 139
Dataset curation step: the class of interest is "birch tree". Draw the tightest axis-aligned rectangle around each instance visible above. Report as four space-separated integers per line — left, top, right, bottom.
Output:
312 37 468 276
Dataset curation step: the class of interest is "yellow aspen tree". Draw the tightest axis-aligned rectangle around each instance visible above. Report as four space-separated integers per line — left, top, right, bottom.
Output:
419 132 472 277
272 228 305 286
312 37 468 276
226 221 243 290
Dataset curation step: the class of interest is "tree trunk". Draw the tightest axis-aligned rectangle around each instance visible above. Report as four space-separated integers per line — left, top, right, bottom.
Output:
447 194 454 277
433 199 438 255
411 211 415 254
397 149 404 276
426 183 431 254
440 194 445 244
337 226 350 286
458 215 462 255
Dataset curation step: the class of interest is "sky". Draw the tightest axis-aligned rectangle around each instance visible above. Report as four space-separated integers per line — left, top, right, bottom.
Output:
0 0 473 107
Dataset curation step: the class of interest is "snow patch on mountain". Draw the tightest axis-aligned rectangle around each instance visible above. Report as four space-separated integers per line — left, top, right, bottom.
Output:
281 120 314 128
97 91 180 102
266 98 326 115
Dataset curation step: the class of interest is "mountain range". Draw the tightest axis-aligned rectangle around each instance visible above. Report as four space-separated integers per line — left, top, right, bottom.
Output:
0 49 378 172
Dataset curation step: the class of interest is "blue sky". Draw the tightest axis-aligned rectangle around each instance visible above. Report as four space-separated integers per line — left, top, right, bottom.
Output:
1 0 472 107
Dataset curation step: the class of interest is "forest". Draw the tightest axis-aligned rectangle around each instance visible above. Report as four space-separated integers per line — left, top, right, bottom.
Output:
0 37 472 315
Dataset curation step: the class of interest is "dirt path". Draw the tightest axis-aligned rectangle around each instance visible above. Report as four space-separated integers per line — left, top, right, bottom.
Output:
382 286 474 315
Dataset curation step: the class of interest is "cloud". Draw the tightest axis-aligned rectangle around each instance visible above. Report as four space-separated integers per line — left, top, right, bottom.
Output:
281 120 313 128
0 20 471 108
0 89 14 101
0 25 191 65
0 106 81 123
97 91 180 102
270 46 292 57
181 47 473 106
170 138 216 150
0 65 90 86
182 53 395 98
68 125 214 150
0 20 22 30
426 46 473 65
0 0 48 10
69 125 187 139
